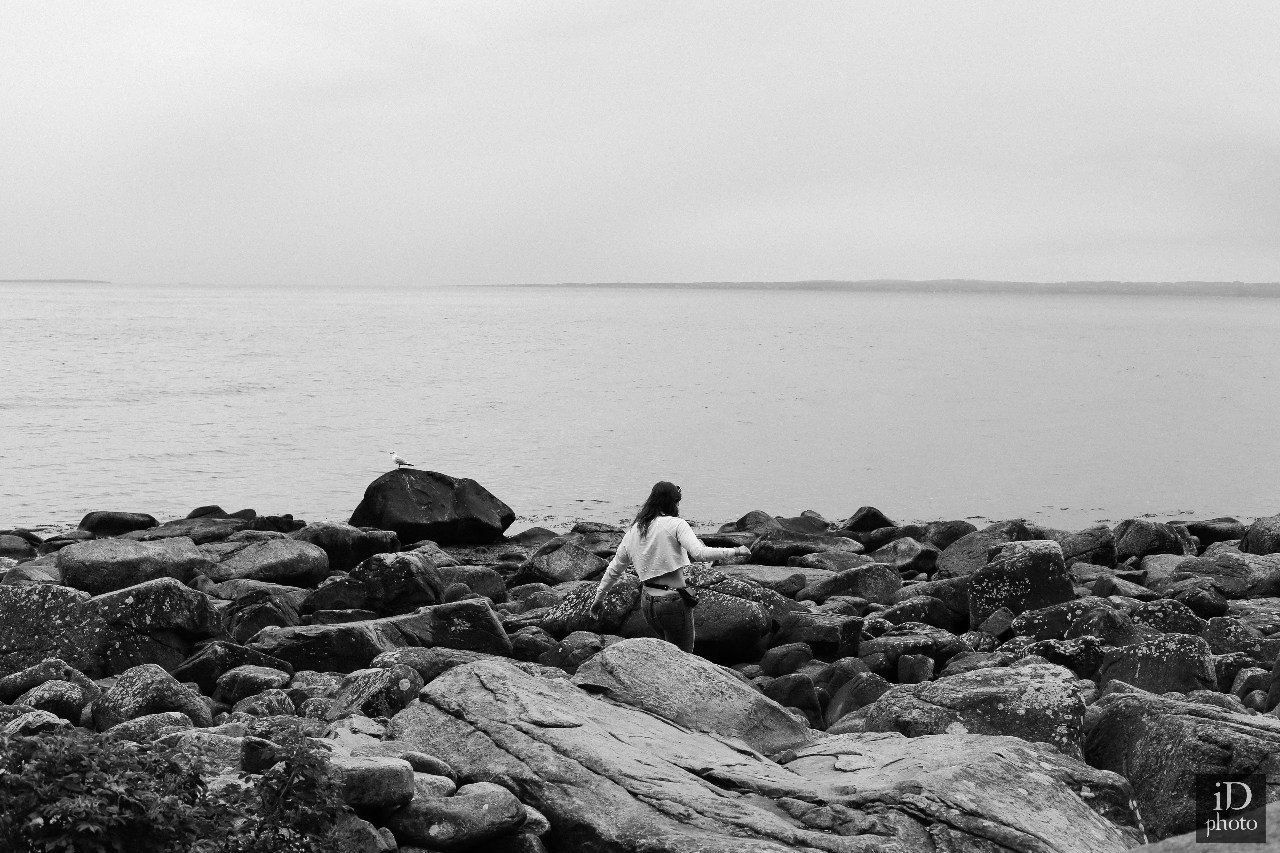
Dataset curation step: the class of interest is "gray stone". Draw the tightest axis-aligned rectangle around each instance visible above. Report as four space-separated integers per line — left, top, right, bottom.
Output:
573 637 813 755
57 537 214 594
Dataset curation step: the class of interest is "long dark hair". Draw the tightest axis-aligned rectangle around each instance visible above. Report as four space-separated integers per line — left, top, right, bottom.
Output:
634 481 682 537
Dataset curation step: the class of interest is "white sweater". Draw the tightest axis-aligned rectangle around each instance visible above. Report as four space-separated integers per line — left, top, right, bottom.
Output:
597 515 741 589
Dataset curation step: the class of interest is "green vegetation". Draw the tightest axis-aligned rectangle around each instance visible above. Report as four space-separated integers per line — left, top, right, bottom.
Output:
0 727 350 853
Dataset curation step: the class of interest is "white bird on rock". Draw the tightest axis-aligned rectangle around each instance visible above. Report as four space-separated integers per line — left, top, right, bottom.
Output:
388 451 417 469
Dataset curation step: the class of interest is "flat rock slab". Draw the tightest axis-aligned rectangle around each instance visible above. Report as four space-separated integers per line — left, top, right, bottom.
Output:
572 637 812 755
390 659 1142 853
246 598 512 672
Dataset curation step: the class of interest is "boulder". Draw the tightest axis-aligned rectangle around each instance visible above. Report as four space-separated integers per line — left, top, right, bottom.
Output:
223 589 301 644
213 664 292 705
1113 519 1196 563
121 515 250 544
935 520 1038 578
0 534 37 561
824 672 893 728
838 506 896 534
329 755 416 810
303 551 444 616
385 781 526 850
291 522 399 572
1129 599 1208 635
1052 525 1117 568
573 637 812 755
57 537 214 594
0 657 100 704
871 538 939 575
92 663 212 730
858 622 969 669
201 537 330 585
751 529 864 566
967 540 1075 626
1 579 247 681
1096 634 1216 694
770 611 862 659
16 679 89 721
349 469 515 545
326 664 425 720
857 663 1086 757
800 563 900 605
106 711 194 742
1084 689 1280 839
246 599 512 672
1175 517 1248 551
438 565 507 603
1241 513 1280 556
90 578 223 673
722 564 815 597
78 511 159 537
391 660 1143 853
519 538 607 585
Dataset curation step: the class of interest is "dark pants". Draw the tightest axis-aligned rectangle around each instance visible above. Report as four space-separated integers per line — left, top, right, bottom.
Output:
641 588 695 653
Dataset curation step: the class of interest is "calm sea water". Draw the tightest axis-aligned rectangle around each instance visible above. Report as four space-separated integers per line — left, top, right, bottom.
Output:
3 282 1279 534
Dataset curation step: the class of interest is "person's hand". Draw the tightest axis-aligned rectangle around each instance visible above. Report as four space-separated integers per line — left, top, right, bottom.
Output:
587 596 604 620
736 545 752 558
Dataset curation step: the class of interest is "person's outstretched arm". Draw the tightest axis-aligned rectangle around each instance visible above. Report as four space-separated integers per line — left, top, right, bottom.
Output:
675 519 749 563
590 528 635 610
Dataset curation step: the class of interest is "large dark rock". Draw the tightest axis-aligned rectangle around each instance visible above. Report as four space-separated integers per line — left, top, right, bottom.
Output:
1052 525 1117 568
1084 690 1280 839
0 534 38 561
0 658 101 705
519 537 607 585
57 537 214 594
78 511 159 537
859 622 969 669
302 551 444 616
246 599 512 672
201 535 330 585
1096 634 1216 694
572 637 812 755
968 540 1075 626
325 664 424 720
121 515 250 544
1150 543 1280 599
799 562 900 604
390 659 1144 853
0 579 218 678
1113 519 1196 563
838 506 896 534
91 663 212 730
1241 513 1280 556
385 780 526 850
291 522 399 572
935 520 1039 578
857 663 1086 757
350 469 515 545
750 529 865 567
1173 517 1247 552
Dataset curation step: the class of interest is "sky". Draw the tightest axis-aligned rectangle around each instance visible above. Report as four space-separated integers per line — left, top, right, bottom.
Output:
2 2 1278 287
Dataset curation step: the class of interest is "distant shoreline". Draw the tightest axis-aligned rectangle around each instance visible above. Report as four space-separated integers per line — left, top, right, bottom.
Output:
0 278 111 284
522 279 1280 298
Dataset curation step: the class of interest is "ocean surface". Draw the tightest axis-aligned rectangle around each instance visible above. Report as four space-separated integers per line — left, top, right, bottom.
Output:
3 281 1279 534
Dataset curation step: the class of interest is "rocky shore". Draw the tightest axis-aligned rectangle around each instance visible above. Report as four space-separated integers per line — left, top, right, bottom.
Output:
4 468 1280 851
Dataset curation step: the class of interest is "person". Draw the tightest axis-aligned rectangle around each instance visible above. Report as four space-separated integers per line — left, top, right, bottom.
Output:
588 481 750 652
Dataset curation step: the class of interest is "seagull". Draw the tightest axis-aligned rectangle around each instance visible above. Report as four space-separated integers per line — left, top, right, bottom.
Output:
388 450 417 469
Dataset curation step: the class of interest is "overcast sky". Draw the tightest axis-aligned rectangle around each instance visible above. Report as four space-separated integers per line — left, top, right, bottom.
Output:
3 2 1278 286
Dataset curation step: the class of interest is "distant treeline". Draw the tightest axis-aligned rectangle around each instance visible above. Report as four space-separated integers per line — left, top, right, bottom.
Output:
532 279 1280 297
